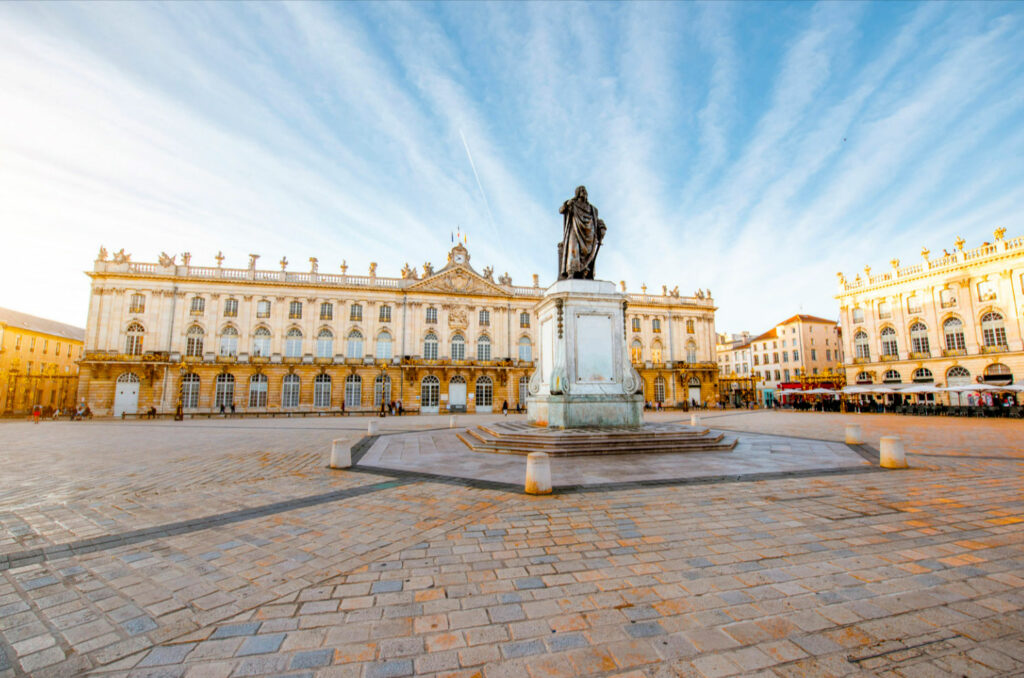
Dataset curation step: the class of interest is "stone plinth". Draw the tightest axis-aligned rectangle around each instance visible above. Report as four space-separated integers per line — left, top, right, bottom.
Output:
526 279 643 429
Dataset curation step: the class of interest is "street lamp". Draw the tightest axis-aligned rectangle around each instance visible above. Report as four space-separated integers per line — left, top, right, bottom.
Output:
175 365 185 421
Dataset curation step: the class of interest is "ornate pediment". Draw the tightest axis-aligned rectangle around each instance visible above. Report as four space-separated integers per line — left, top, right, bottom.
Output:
408 265 511 297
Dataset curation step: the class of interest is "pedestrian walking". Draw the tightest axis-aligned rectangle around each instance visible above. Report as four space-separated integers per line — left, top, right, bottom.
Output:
32 405 41 424
502 400 508 416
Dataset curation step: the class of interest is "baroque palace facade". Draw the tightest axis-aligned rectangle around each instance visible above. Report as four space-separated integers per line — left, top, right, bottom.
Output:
836 229 1024 394
79 244 718 416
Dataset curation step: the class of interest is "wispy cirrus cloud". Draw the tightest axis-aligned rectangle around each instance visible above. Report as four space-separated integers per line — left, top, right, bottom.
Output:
1 1 1022 333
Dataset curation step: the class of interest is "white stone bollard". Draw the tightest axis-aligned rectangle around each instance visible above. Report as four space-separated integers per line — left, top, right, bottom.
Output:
525 452 552 495
329 439 352 469
845 423 863 445
879 436 907 469
690 414 700 427
367 420 378 435
449 415 458 428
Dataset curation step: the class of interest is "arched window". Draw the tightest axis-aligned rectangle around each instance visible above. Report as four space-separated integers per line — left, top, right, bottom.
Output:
314 374 332 407
374 374 392 407
854 330 870 359
252 327 271 357
883 369 902 383
344 374 362 408
880 327 898 357
423 333 438 360
125 322 144 355
651 341 662 364
376 331 393 360
909 323 929 355
316 329 334 358
518 337 532 362
984 363 1012 384
686 341 697 364
346 330 363 359
654 376 666 403
912 368 933 383
248 374 268 408
518 375 529 406
981 312 1007 348
943 317 965 351
421 375 439 407
185 325 205 357
946 366 971 384
285 328 303 358
282 374 300 408
477 335 491 361
214 373 235 409
181 373 200 408
451 334 465 360
630 339 643 363
219 326 239 357
475 376 493 407
855 371 873 384
117 372 140 384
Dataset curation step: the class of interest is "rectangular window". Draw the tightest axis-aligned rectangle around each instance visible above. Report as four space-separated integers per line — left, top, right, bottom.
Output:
256 300 271 318
782 351 788 362
852 308 864 323
320 302 333 320
426 308 437 324
55 342 61 355
784 369 790 381
686 319 695 333
350 304 362 321
773 352 778 363
379 305 391 322
753 355 759 366
907 297 922 314
479 310 490 326
793 350 799 361
190 297 205 315
940 289 957 308
30 337 36 351
652 318 661 333
224 299 238 317
774 370 780 381
631 317 641 332
289 301 302 319
825 349 831 361
129 294 145 314
810 349 816 360
520 312 530 328
14 335 21 350
43 339 48 353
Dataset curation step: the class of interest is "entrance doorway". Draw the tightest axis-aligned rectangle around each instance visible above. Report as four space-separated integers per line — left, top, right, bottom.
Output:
687 377 701 406
449 376 467 412
114 372 140 416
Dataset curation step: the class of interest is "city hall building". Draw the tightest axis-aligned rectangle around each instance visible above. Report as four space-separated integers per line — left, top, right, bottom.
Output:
836 229 1024 397
79 244 718 416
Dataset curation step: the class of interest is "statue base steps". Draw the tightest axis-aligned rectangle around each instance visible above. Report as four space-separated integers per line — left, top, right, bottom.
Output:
456 421 736 457
527 393 643 429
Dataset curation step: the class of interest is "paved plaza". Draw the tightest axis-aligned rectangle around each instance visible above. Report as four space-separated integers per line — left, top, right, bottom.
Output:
0 411 1022 677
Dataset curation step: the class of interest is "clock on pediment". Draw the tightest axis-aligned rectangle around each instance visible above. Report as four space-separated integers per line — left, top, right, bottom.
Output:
447 243 470 266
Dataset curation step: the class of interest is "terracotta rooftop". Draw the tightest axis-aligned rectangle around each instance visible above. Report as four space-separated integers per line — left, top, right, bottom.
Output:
0 307 85 342
777 314 837 325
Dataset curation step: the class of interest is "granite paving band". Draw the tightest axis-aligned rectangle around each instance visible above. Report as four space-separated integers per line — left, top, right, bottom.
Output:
0 478 408 571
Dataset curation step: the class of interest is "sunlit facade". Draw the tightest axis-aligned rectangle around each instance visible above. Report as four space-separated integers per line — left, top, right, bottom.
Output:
0 307 84 414
79 244 718 416
836 229 1024 394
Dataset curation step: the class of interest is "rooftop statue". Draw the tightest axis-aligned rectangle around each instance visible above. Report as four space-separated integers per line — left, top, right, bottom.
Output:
558 186 606 280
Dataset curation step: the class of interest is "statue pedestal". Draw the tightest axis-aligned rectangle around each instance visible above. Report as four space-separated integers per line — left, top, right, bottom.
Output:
526 279 643 429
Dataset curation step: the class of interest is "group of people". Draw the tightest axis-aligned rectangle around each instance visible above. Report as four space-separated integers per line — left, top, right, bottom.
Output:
30 403 92 422
378 400 405 416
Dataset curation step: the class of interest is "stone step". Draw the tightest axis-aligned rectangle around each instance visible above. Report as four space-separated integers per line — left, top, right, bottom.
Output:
460 424 737 456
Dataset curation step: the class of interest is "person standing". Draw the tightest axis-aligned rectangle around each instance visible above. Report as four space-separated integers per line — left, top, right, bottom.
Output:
32 405 41 424
502 400 509 416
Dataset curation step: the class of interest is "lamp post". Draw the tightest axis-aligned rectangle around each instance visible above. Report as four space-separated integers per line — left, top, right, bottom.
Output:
174 365 185 421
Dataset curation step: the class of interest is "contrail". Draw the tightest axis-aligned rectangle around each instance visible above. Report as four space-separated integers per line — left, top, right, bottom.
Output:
459 128 498 239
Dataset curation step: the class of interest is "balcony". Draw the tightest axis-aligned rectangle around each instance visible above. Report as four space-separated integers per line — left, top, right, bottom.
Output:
852 357 871 365
909 351 931 360
215 354 237 363
982 344 1009 354
942 348 966 357
940 300 957 309
880 354 899 362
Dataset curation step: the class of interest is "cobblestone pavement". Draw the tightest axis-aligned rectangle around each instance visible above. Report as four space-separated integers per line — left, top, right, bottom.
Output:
0 412 1021 677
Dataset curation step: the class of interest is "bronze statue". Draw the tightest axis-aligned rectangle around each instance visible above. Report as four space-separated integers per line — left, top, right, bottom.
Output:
558 186 606 280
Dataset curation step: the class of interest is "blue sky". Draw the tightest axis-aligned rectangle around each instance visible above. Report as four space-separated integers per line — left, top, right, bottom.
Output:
1 2 1023 333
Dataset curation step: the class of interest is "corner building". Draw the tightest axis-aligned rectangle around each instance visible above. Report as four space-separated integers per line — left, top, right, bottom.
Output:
836 229 1024 394
1 307 84 414
79 244 718 416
